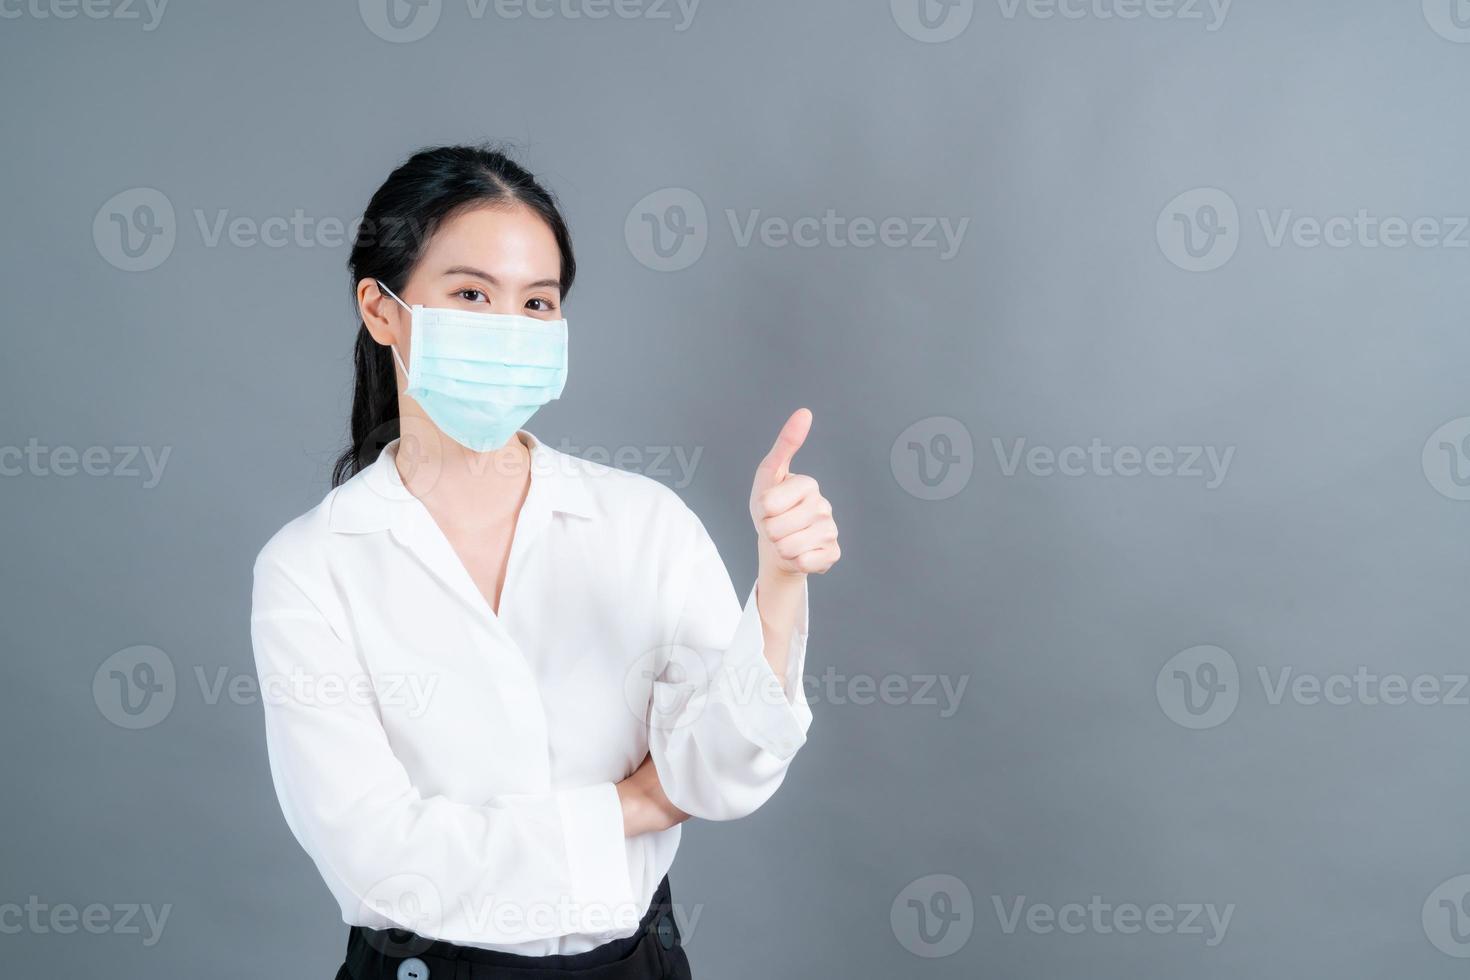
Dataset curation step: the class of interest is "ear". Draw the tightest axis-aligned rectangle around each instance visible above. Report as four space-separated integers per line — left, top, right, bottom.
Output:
356 278 403 348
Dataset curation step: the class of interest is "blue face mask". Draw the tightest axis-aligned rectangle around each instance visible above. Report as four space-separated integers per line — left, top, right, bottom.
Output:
378 280 569 453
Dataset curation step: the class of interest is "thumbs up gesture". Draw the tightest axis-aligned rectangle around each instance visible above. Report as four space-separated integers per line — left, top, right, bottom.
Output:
750 409 841 578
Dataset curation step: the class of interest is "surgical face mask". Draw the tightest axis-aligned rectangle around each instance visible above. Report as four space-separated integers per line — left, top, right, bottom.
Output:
377 280 568 453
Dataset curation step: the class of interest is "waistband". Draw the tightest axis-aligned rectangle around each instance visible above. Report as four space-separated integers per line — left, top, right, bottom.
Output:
344 877 679 979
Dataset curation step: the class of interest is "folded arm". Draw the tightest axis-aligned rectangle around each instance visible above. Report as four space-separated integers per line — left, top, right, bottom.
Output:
642 511 814 822
251 554 636 945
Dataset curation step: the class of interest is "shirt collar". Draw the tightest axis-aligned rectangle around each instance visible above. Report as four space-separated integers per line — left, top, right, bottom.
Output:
328 429 600 534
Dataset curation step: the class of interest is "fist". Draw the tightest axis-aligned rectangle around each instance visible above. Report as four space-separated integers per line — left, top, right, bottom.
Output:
750 408 841 576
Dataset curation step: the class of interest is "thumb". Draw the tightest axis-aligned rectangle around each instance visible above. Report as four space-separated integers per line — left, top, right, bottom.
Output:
754 408 813 490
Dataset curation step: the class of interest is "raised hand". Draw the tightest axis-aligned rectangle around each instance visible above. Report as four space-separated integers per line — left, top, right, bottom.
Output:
750 408 840 578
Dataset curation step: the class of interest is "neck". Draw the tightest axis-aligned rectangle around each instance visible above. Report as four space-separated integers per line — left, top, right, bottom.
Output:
394 421 532 529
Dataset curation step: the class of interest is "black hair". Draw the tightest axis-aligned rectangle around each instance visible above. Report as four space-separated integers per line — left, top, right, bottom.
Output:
331 144 577 486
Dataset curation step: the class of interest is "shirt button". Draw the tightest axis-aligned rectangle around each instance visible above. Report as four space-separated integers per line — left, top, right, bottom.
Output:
396 957 429 980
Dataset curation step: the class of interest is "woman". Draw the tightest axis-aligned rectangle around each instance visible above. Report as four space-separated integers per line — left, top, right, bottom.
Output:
250 145 840 980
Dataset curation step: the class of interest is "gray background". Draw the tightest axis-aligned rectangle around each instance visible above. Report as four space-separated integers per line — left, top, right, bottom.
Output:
4 0 1470 977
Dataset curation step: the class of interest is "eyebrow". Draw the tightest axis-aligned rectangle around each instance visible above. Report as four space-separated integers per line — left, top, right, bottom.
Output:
441 265 562 291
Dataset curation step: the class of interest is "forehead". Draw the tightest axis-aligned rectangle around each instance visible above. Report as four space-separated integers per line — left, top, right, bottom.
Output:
419 203 560 277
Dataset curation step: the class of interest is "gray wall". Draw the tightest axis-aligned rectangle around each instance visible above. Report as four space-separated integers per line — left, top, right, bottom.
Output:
4 1 1470 977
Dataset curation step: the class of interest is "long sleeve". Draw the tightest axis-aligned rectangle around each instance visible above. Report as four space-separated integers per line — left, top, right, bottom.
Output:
250 549 637 945
645 509 814 821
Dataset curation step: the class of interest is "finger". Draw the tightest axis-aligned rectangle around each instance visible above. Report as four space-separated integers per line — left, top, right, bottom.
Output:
762 497 833 540
755 408 813 488
770 522 837 561
794 543 840 574
756 474 819 518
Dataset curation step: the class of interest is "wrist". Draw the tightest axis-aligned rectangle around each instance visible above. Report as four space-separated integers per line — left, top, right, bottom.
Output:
616 781 648 837
757 544 807 586
758 564 806 596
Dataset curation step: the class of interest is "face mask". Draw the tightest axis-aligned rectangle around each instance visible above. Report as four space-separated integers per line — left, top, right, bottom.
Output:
377 280 569 453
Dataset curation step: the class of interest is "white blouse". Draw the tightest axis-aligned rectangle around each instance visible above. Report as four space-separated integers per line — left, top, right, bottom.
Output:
249 433 811 955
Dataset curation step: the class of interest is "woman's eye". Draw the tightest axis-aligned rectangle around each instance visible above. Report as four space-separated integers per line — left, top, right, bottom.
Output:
456 289 487 303
526 297 557 312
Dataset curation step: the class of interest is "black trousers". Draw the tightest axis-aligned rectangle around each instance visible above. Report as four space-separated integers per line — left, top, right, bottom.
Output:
336 877 692 980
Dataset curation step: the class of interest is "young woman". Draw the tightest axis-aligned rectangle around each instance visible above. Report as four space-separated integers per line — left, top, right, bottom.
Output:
249 146 840 980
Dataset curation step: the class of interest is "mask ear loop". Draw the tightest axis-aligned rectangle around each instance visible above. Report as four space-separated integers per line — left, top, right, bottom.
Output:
375 279 413 380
